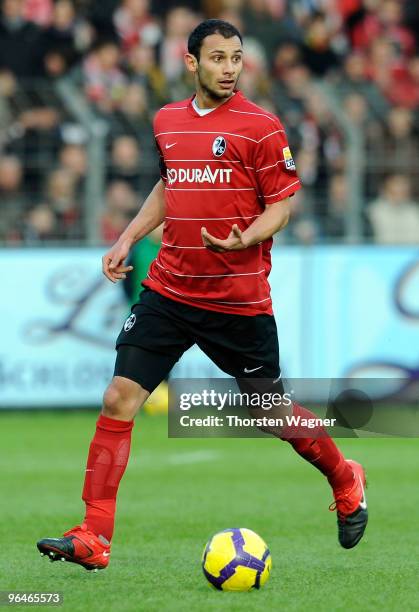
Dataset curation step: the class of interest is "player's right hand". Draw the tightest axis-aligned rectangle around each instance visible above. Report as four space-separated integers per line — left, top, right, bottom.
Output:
102 240 134 283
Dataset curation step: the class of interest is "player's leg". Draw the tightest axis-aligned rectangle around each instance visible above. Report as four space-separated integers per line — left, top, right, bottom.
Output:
36 350 176 571
80 348 176 547
37 289 193 570
195 311 368 549
274 402 367 549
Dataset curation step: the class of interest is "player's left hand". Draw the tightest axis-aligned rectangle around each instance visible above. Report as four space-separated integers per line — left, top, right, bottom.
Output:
201 224 248 252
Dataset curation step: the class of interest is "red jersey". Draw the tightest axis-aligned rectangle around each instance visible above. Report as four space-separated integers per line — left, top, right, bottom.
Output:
143 90 301 316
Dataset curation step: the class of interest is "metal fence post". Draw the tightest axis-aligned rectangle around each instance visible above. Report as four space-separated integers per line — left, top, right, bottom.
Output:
55 79 108 246
315 81 365 243
84 119 108 245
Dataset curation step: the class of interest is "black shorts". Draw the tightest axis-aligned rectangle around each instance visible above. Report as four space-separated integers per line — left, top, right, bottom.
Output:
114 288 281 393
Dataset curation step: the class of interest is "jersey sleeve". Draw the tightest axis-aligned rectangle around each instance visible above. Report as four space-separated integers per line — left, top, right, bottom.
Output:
252 118 301 205
153 111 167 183
155 139 167 183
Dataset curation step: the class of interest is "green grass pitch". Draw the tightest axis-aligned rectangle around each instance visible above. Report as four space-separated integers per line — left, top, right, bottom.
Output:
1 411 418 612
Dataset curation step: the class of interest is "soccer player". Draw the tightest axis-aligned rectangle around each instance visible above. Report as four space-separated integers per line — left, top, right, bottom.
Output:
37 19 368 571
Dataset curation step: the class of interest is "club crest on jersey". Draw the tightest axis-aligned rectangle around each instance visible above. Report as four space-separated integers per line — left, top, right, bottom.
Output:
283 146 296 171
124 313 136 332
212 136 227 157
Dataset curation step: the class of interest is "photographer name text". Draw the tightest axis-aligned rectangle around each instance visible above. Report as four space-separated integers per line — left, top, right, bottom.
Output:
179 415 337 429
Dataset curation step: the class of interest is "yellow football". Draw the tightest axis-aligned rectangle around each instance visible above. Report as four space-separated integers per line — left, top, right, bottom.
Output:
202 528 272 591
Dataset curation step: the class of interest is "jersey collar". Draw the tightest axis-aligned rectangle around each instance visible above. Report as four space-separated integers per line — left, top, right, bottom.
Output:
188 90 244 118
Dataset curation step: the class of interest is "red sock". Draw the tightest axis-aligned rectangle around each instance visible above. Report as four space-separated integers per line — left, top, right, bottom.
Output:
280 404 354 491
82 414 134 542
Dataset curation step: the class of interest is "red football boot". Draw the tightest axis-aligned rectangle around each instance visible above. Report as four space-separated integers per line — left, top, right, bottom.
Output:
37 523 111 571
329 459 368 549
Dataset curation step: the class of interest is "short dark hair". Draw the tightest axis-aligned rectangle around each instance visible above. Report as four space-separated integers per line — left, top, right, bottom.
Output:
187 19 243 61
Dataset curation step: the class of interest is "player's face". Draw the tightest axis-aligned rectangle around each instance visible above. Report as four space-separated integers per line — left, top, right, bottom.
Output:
193 34 243 102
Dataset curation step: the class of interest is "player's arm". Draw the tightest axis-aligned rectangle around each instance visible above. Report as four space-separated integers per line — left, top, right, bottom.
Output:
102 179 166 283
201 198 290 252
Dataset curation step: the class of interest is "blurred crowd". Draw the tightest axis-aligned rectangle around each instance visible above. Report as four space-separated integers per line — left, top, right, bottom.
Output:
0 0 418 245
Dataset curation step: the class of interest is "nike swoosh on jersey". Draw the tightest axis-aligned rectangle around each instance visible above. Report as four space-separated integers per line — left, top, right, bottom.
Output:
165 142 177 149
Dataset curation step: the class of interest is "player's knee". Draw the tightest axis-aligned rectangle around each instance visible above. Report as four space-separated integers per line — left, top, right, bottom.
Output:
103 384 127 418
102 378 147 419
